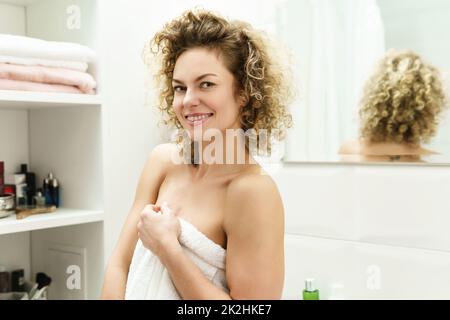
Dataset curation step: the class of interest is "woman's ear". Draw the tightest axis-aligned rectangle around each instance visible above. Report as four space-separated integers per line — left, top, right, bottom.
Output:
238 92 248 108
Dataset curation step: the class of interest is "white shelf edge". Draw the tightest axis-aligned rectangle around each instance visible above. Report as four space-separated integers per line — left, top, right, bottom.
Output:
0 208 104 235
0 0 41 6
0 90 102 109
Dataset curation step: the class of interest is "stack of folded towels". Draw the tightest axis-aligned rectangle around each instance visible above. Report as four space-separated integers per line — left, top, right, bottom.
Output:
0 34 97 94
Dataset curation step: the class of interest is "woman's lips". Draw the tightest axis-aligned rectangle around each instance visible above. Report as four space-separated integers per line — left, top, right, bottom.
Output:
185 113 213 127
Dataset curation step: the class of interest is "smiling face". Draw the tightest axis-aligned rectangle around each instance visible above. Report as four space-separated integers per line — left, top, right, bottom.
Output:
172 47 245 138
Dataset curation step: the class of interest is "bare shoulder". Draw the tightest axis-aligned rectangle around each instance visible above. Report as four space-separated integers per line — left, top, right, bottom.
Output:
338 139 362 154
227 169 281 200
149 142 179 163
223 168 284 232
138 143 180 191
146 143 180 172
417 146 440 155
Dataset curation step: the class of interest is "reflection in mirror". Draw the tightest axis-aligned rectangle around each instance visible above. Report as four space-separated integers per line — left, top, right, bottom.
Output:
339 49 448 164
277 0 450 164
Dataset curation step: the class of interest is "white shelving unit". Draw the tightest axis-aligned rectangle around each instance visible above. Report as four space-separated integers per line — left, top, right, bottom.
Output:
0 208 104 235
0 90 102 109
0 0 104 300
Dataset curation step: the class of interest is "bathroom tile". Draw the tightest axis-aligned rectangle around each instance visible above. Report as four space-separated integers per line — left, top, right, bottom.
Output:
353 166 450 252
351 240 450 299
273 165 357 239
284 233 450 299
275 164 450 252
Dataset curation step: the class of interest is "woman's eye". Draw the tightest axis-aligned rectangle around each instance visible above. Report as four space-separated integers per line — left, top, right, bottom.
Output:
173 86 186 92
200 82 215 89
173 82 214 92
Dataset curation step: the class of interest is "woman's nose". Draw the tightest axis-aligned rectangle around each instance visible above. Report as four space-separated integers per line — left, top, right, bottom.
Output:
183 88 200 108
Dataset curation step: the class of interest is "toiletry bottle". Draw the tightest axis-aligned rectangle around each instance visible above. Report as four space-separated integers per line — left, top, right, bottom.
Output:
16 183 27 207
47 172 54 205
27 167 36 206
14 170 27 206
33 189 46 208
51 178 59 207
19 164 36 206
43 177 52 205
11 269 25 292
0 266 10 293
48 172 54 185
303 278 320 300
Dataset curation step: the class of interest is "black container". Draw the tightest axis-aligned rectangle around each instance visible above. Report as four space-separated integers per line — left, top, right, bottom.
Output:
11 269 25 292
0 267 10 293
19 164 36 206
51 178 59 207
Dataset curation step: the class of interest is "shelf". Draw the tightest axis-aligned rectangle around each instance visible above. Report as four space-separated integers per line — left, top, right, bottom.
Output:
0 0 40 5
0 208 104 235
0 90 101 110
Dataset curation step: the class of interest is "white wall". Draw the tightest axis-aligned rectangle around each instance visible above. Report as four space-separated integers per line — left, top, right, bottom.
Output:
0 110 29 178
98 0 165 264
272 163 450 299
0 2 25 35
26 0 97 47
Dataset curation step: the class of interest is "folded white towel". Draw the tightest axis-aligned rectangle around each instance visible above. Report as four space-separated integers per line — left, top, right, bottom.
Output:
125 218 228 300
0 34 96 63
0 55 88 72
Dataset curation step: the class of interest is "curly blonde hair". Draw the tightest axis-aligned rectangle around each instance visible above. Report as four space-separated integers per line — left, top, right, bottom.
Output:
359 50 447 146
143 9 293 155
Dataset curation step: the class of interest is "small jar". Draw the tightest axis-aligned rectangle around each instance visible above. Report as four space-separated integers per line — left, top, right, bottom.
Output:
0 193 15 218
33 189 46 208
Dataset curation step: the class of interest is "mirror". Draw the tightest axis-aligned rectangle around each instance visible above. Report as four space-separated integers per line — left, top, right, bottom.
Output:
276 0 450 164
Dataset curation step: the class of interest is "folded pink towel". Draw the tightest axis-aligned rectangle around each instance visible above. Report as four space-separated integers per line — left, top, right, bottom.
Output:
0 63 96 94
0 55 88 72
0 78 85 94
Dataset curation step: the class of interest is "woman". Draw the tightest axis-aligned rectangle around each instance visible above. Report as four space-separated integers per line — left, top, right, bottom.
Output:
101 9 293 299
339 49 447 163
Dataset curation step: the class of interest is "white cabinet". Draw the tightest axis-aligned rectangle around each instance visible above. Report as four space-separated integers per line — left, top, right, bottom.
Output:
0 0 104 299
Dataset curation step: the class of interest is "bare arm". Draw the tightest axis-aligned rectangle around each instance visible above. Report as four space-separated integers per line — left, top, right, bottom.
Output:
100 144 172 299
160 174 285 299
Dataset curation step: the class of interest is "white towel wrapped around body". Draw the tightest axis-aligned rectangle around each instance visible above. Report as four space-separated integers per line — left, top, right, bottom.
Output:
125 218 228 299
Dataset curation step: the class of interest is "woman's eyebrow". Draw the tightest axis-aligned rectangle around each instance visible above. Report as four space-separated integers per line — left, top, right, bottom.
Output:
172 73 218 84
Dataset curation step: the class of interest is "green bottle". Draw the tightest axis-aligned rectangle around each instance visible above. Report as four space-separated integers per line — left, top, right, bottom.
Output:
303 278 320 300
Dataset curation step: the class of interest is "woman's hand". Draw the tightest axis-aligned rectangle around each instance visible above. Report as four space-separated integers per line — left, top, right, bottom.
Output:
137 202 181 259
